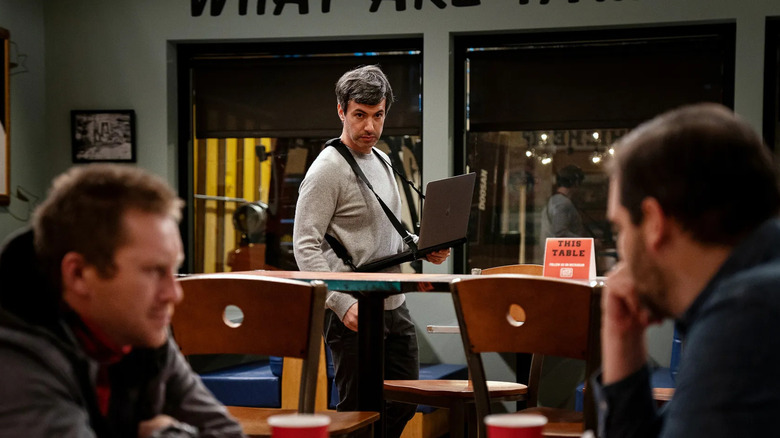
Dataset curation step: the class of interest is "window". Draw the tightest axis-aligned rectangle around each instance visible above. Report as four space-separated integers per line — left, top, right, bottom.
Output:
177 39 423 273
455 25 735 274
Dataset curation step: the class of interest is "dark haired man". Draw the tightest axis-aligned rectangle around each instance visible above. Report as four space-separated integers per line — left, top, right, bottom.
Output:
539 164 587 257
293 64 448 438
0 164 244 438
593 103 780 437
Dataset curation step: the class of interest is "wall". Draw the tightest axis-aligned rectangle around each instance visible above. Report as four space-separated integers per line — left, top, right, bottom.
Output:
2 0 780 405
0 0 46 239
35 0 780 249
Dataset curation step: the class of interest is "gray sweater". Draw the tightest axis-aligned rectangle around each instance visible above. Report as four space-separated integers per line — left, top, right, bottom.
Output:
293 144 409 319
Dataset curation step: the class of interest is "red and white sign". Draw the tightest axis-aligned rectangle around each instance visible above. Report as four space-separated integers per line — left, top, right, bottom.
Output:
542 238 596 280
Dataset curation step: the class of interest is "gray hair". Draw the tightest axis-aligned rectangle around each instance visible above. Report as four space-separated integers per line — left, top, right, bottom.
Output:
335 65 395 113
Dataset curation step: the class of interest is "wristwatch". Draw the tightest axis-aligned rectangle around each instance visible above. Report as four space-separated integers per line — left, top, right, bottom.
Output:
148 421 199 438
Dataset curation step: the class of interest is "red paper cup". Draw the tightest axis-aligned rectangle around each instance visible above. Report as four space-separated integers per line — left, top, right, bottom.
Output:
268 413 331 438
485 413 548 438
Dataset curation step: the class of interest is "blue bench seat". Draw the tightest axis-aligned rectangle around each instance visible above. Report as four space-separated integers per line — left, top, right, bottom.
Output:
199 356 284 408
575 329 681 411
574 365 676 412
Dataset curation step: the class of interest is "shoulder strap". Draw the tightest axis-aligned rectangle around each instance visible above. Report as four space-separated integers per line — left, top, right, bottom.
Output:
326 138 418 253
372 150 425 200
323 234 357 271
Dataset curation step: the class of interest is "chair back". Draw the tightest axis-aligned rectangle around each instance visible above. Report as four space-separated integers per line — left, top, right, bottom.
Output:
480 264 544 276
173 273 327 413
451 275 602 436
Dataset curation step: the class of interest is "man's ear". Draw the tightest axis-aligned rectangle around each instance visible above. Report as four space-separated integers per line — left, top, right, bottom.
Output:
61 252 91 299
337 104 345 122
640 197 669 252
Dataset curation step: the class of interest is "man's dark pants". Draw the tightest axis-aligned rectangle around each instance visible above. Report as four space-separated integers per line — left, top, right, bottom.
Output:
324 302 419 438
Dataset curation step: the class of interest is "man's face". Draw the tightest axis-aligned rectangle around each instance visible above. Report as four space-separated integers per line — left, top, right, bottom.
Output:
339 99 386 154
607 177 670 318
81 209 184 348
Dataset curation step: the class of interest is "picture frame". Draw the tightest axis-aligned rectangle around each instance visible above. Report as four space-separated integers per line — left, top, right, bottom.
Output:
71 109 136 163
0 28 10 205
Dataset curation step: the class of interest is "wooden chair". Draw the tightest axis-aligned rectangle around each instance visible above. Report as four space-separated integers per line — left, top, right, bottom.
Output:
173 273 379 437
479 264 544 276
384 265 545 438
451 275 601 437
383 377 525 438
480 264 544 409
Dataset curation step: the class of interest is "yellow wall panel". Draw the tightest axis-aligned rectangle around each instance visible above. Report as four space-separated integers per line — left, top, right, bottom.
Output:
203 139 218 273
194 136 272 273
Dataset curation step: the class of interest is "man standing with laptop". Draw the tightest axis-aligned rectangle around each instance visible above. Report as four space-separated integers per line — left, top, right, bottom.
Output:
293 64 448 438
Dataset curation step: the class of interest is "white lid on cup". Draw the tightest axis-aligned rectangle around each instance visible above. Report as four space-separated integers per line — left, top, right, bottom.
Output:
268 414 331 428
484 413 548 427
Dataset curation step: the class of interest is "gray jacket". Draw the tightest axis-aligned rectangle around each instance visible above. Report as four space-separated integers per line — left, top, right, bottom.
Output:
0 229 245 438
591 218 780 437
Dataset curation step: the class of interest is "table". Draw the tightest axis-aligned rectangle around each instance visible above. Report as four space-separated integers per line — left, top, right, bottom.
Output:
236 270 459 438
236 270 603 438
226 407 379 437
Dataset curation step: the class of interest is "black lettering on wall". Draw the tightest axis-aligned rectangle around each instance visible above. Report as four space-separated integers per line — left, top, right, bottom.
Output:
370 0 407 12
372 0 479 11
192 0 227 16
192 0 627 17
238 0 269 14
520 0 618 4
415 0 447 9
192 0 318 16
274 0 309 15
237 0 270 14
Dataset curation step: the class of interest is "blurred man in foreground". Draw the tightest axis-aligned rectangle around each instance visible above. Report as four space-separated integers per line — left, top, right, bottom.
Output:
593 103 780 437
0 164 244 438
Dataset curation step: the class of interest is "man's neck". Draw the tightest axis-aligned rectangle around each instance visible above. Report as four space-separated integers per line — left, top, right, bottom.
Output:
665 241 732 317
65 309 131 363
340 135 373 155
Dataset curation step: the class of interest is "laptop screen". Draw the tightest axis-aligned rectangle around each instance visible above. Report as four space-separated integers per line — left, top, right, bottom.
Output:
416 172 477 250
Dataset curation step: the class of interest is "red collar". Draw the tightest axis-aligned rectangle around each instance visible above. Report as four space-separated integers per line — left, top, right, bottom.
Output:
69 314 132 364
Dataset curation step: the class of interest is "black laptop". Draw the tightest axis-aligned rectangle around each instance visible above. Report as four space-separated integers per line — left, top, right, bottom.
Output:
356 172 477 272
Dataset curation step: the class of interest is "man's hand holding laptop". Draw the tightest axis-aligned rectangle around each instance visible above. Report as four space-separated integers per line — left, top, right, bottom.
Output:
425 248 450 264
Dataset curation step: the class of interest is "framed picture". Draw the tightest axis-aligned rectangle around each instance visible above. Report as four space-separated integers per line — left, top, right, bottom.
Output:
0 28 10 205
71 109 136 163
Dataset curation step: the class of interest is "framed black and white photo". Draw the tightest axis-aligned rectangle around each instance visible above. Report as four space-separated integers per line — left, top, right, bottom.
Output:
71 110 136 163
0 28 10 205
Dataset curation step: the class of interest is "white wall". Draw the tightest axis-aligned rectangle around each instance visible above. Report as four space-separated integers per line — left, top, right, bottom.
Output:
0 0 46 239
3 0 780 404
35 0 780 193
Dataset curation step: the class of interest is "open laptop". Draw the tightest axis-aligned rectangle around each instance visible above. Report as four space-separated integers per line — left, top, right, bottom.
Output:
356 172 477 272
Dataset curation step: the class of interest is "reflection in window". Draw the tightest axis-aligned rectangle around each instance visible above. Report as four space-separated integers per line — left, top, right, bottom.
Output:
467 129 621 274
181 40 423 274
457 25 734 275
